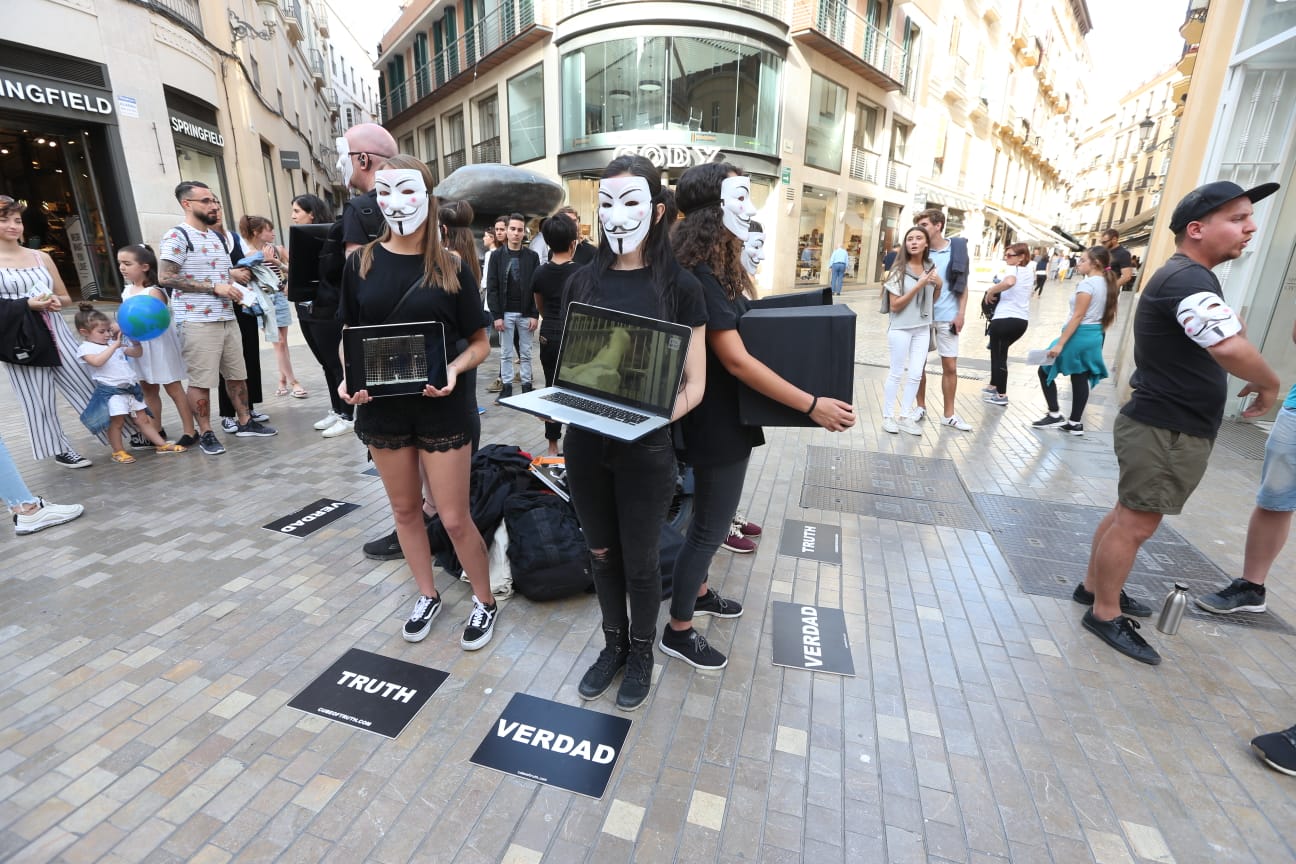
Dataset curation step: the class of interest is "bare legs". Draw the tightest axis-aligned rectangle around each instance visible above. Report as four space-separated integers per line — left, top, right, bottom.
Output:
915 355 959 418
1083 504 1163 620
1242 506 1293 586
273 326 299 391
141 381 196 437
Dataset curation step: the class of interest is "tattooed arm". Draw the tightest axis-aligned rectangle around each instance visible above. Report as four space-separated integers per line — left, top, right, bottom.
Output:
159 260 233 297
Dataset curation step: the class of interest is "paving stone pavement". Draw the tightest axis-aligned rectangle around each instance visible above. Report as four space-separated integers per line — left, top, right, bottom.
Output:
0 278 1293 863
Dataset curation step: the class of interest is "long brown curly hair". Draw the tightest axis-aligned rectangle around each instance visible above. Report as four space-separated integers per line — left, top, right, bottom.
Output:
670 162 753 301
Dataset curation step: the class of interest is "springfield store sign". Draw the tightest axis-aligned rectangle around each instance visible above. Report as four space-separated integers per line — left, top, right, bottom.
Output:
0 71 114 118
171 114 224 147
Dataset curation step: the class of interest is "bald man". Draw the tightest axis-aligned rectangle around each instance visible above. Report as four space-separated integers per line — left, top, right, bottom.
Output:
335 123 398 255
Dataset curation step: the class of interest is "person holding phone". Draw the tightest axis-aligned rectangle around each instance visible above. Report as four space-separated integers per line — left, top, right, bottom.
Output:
912 209 973 432
982 243 1034 406
880 226 940 436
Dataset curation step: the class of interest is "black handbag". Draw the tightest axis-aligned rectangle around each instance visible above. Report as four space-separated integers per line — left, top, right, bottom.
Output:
0 300 60 366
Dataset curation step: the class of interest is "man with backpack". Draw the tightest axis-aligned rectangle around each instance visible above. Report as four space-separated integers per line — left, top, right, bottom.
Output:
912 208 973 432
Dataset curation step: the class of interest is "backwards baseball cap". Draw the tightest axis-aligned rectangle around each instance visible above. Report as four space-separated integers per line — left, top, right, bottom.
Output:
1168 180 1280 234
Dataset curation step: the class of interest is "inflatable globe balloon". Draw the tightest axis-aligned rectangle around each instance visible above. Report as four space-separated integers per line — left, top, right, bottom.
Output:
117 294 171 342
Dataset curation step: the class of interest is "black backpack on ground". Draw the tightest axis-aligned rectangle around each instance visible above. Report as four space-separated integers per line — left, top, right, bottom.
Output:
503 490 593 601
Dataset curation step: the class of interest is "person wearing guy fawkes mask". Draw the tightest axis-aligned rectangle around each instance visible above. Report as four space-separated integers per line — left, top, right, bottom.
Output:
337 156 500 652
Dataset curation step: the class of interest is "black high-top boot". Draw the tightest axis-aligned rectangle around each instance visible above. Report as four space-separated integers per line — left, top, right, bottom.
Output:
578 625 629 699
615 637 655 711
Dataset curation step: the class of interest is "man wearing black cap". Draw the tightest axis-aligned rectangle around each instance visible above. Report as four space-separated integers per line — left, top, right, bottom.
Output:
1075 180 1281 665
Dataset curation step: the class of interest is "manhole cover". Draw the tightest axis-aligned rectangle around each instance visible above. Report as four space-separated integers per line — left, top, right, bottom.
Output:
801 486 984 530
974 494 1293 634
1215 421 1269 460
804 447 966 502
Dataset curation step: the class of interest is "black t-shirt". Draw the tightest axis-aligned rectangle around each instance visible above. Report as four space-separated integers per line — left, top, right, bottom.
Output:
677 265 765 466
341 190 382 248
340 246 483 345
505 248 524 311
568 265 707 326
1121 253 1227 438
1110 244 1133 286
531 260 578 341
572 241 597 266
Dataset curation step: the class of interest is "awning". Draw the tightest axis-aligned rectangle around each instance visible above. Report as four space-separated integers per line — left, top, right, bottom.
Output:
917 180 982 213
985 206 1059 244
1115 204 1158 237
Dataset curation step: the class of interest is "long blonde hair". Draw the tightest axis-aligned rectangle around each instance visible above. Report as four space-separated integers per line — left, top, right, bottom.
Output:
358 154 461 293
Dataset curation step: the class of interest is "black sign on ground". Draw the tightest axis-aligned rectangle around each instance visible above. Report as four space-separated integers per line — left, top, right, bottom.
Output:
470 693 632 799
262 498 360 538
771 601 855 676
288 648 448 738
777 519 842 564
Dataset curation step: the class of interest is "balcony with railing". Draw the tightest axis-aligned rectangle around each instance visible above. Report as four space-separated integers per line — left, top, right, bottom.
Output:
281 0 303 42
848 148 881 184
790 0 908 91
558 0 786 21
379 0 550 123
424 160 441 189
472 137 502 164
884 159 909 191
443 149 467 174
322 89 339 115
139 0 201 32
309 48 326 87
316 3 329 36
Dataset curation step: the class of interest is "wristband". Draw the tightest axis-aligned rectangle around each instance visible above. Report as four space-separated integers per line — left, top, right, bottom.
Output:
806 396 818 416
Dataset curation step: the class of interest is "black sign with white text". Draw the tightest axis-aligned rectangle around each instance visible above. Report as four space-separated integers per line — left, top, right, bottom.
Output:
470 693 631 798
771 601 855 676
288 648 448 738
262 498 360 537
777 519 842 564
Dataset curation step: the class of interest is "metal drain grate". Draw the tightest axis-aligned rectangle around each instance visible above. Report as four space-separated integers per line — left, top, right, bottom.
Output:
973 494 1294 635
1215 421 1269 460
800 486 985 529
802 448 982 530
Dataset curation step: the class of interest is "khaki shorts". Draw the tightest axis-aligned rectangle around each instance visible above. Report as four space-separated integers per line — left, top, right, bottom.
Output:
1113 413 1213 515
932 321 960 358
178 319 246 390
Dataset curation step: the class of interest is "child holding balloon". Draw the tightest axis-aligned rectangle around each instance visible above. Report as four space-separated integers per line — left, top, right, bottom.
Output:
74 304 186 463
117 244 196 447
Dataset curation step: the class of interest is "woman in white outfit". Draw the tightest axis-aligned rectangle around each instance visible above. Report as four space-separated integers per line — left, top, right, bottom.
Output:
880 226 941 436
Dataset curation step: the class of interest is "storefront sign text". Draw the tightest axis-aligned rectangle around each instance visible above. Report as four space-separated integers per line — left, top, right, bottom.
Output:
613 144 720 169
0 75 113 115
170 115 224 147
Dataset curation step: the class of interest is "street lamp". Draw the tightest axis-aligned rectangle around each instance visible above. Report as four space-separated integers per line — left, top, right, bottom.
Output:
1137 114 1155 146
230 1 277 42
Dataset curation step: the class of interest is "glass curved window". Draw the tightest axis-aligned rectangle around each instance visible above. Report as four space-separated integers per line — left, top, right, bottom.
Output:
561 36 781 154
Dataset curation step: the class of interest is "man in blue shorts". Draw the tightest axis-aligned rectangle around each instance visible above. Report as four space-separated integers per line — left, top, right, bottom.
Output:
1075 180 1281 665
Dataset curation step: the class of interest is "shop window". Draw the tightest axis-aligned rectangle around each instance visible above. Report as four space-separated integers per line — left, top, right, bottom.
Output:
853 100 880 153
559 35 781 154
796 184 837 284
507 63 544 164
805 73 846 172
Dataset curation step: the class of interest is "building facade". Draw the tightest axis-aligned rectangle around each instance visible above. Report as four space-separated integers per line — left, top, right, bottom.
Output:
2 0 342 300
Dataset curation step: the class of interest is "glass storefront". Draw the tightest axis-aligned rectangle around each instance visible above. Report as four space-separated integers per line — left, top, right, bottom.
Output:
796 184 836 284
877 202 904 281
843 193 874 283
560 35 781 155
508 63 545 164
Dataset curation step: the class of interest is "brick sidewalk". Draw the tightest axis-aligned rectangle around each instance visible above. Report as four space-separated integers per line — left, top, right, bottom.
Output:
0 282 1292 863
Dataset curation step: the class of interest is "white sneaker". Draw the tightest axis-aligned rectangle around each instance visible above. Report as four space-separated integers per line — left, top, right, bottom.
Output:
321 417 355 438
313 411 340 431
899 418 923 436
882 418 900 434
14 500 84 535
911 407 926 422
941 414 973 432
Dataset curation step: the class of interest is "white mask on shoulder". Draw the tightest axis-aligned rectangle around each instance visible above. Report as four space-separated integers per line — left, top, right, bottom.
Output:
720 175 756 240
598 176 653 256
374 169 430 236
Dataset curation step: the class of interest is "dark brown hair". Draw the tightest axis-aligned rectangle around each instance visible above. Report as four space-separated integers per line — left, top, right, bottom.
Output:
438 199 479 284
0 195 25 220
914 208 946 229
671 161 752 301
75 302 110 332
1083 245 1119 331
238 215 273 241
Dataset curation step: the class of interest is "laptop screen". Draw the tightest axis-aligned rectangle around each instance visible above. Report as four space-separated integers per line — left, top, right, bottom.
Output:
555 304 690 414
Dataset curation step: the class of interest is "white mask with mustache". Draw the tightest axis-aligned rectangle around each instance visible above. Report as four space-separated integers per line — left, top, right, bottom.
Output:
720 175 756 240
598 176 653 256
741 232 765 275
335 137 353 190
374 169 430 236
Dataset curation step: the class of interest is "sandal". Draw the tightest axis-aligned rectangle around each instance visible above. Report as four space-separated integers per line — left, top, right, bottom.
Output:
290 381 309 398
274 386 290 397
111 450 136 464
155 442 187 454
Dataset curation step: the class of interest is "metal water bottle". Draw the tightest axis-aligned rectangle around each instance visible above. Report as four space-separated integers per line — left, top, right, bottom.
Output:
1155 583 1190 635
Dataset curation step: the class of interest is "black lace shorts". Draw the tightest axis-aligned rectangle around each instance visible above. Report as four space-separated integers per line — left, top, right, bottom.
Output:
354 391 472 452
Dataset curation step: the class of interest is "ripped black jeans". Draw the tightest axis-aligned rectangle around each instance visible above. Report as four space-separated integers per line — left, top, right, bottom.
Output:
563 426 677 642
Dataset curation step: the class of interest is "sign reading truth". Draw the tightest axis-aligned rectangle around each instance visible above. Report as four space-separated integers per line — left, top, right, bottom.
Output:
470 693 632 798
288 648 447 738
777 519 842 564
262 498 360 538
771 601 855 676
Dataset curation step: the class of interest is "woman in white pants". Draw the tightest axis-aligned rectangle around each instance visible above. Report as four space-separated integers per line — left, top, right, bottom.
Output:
880 226 940 436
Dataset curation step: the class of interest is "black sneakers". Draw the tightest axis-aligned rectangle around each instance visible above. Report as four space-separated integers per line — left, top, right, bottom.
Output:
615 638 655 711
460 596 498 650
175 433 199 448
1061 421 1084 436
403 594 441 642
235 419 278 437
363 530 404 561
1196 578 1267 615
198 431 225 456
693 588 744 618
1252 725 1296 776
579 626 629 699
1081 610 1161 665
54 450 92 468
128 432 153 450
1030 412 1067 429
659 625 727 670
1072 583 1153 618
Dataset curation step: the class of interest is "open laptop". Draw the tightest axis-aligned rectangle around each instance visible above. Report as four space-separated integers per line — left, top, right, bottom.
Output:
500 302 691 441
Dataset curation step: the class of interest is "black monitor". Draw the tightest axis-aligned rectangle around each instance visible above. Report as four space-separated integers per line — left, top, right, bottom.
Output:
286 223 332 303
748 286 832 310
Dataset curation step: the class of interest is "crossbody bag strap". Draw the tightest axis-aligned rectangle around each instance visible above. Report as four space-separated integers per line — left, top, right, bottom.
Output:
382 277 424 325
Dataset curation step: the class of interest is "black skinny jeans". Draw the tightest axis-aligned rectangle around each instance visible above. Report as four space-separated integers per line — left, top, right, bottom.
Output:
539 336 561 442
988 317 1028 394
563 426 677 642
297 307 349 419
670 457 749 622
1038 367 1091 423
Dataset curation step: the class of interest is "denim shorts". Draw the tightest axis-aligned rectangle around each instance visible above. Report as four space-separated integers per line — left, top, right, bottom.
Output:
270 291 292 328
1257 407 1296 511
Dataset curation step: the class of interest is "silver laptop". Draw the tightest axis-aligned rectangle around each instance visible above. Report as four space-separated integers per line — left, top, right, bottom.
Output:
500 302 691 441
